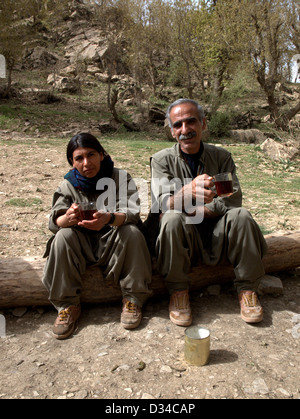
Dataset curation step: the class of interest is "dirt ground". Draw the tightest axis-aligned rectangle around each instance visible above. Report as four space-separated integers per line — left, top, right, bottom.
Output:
0 132 300 400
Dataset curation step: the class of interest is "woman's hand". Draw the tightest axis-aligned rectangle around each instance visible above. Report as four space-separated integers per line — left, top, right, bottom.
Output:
56 203 82 228
78 211 111 231
78 211 126 231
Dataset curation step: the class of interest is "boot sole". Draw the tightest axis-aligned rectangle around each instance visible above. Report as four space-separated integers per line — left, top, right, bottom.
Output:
169 313 192 327
241 313 263 324
121 316 142 329
53 321 78 340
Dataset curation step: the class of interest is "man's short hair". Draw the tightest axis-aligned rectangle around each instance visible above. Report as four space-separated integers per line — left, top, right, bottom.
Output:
166 98 205 128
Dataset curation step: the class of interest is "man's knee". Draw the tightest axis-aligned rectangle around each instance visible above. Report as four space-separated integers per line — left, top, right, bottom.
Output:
226 207 253 226
160 211 185 232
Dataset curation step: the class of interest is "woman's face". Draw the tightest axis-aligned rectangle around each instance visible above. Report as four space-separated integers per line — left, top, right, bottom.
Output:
72 147 104 178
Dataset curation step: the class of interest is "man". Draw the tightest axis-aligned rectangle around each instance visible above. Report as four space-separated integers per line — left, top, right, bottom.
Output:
151 98 267 326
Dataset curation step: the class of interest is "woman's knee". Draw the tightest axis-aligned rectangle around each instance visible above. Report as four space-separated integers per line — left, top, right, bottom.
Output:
117 223 145 244
51 228 80 252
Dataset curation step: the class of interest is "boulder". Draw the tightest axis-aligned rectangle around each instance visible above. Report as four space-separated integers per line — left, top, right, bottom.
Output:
229 129 266 144
24 47 59 69
260 138 299 161
47 74 81 94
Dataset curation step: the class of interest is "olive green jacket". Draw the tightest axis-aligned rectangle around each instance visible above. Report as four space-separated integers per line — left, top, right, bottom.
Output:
151 142 242 216
43 168 141 257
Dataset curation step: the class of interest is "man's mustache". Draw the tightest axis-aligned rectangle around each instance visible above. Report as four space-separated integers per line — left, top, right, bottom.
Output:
179 132 196 141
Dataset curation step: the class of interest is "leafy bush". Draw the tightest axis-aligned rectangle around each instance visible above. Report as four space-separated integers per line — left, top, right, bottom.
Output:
208 112 232 137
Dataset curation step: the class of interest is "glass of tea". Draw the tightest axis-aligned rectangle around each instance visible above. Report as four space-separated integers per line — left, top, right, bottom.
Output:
212 172 233 197
78 201 97 220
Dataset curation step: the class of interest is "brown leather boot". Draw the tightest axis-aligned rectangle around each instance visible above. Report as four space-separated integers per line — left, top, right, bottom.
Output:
239 291 263 323
121 299 142 329
52 305 81 340
169 290 192 327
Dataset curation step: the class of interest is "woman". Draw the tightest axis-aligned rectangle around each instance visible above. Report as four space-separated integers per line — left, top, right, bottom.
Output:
43 133 152 339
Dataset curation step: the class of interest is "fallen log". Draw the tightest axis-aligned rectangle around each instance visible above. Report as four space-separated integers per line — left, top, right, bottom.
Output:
0 231 299 308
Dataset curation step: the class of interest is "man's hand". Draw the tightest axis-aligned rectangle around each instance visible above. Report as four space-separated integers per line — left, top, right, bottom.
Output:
191 174 216 204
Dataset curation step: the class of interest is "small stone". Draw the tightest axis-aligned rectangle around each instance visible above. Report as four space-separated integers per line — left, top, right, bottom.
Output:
74 390 88 399
252 378 269 395
124 388 133 394
12 307 27 317
206 285 221 296
97 352 109 357
258 275 283 296
160 365 172 373
141 393 154 399
277 388 291 397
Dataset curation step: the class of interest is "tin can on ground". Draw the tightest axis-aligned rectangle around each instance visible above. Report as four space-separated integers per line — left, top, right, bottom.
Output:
184 326 210 366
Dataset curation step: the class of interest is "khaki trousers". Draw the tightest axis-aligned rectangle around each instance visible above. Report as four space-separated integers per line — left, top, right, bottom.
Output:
43 224 153 312
156 208 267 294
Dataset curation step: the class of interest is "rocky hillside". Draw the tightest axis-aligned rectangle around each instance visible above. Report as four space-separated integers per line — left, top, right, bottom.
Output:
0 0 299 153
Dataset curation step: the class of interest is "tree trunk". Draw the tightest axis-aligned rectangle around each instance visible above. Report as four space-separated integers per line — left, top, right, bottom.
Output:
274 99 300 130
0 231 299 309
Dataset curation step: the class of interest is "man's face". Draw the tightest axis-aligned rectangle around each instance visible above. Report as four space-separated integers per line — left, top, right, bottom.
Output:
169 102 206 154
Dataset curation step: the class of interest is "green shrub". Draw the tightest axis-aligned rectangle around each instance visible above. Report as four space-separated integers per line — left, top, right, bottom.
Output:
208 112 232 138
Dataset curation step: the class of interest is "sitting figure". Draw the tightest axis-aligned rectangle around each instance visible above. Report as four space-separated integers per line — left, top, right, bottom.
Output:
150 99 267 326
43 133 152 339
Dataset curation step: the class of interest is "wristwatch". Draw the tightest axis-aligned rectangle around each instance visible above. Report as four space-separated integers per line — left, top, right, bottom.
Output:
106 212 115 226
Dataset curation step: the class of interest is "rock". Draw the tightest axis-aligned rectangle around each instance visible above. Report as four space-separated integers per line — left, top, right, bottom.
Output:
47 74 81 94
24 47 59 69
86 65 101 74
206 284 221 296
260 138 299 162
258 275 283 296
229 129 266 144
160 365 173 373
277 388 292 397
12 307 27 317
95 72 110 83
244 378 269 395
64 28 126 74
74 390 88 399
141 392 155 399
97 120 118 134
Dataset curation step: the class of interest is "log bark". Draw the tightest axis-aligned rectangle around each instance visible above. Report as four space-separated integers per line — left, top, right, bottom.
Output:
0 231 299 308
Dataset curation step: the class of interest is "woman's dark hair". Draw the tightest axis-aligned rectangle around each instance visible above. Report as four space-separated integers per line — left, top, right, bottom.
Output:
66 132 108 165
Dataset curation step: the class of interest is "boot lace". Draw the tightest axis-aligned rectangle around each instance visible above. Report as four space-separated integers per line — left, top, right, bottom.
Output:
58 307 71 322
174 293 189 310
125 301 137 314
243 292 258 307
